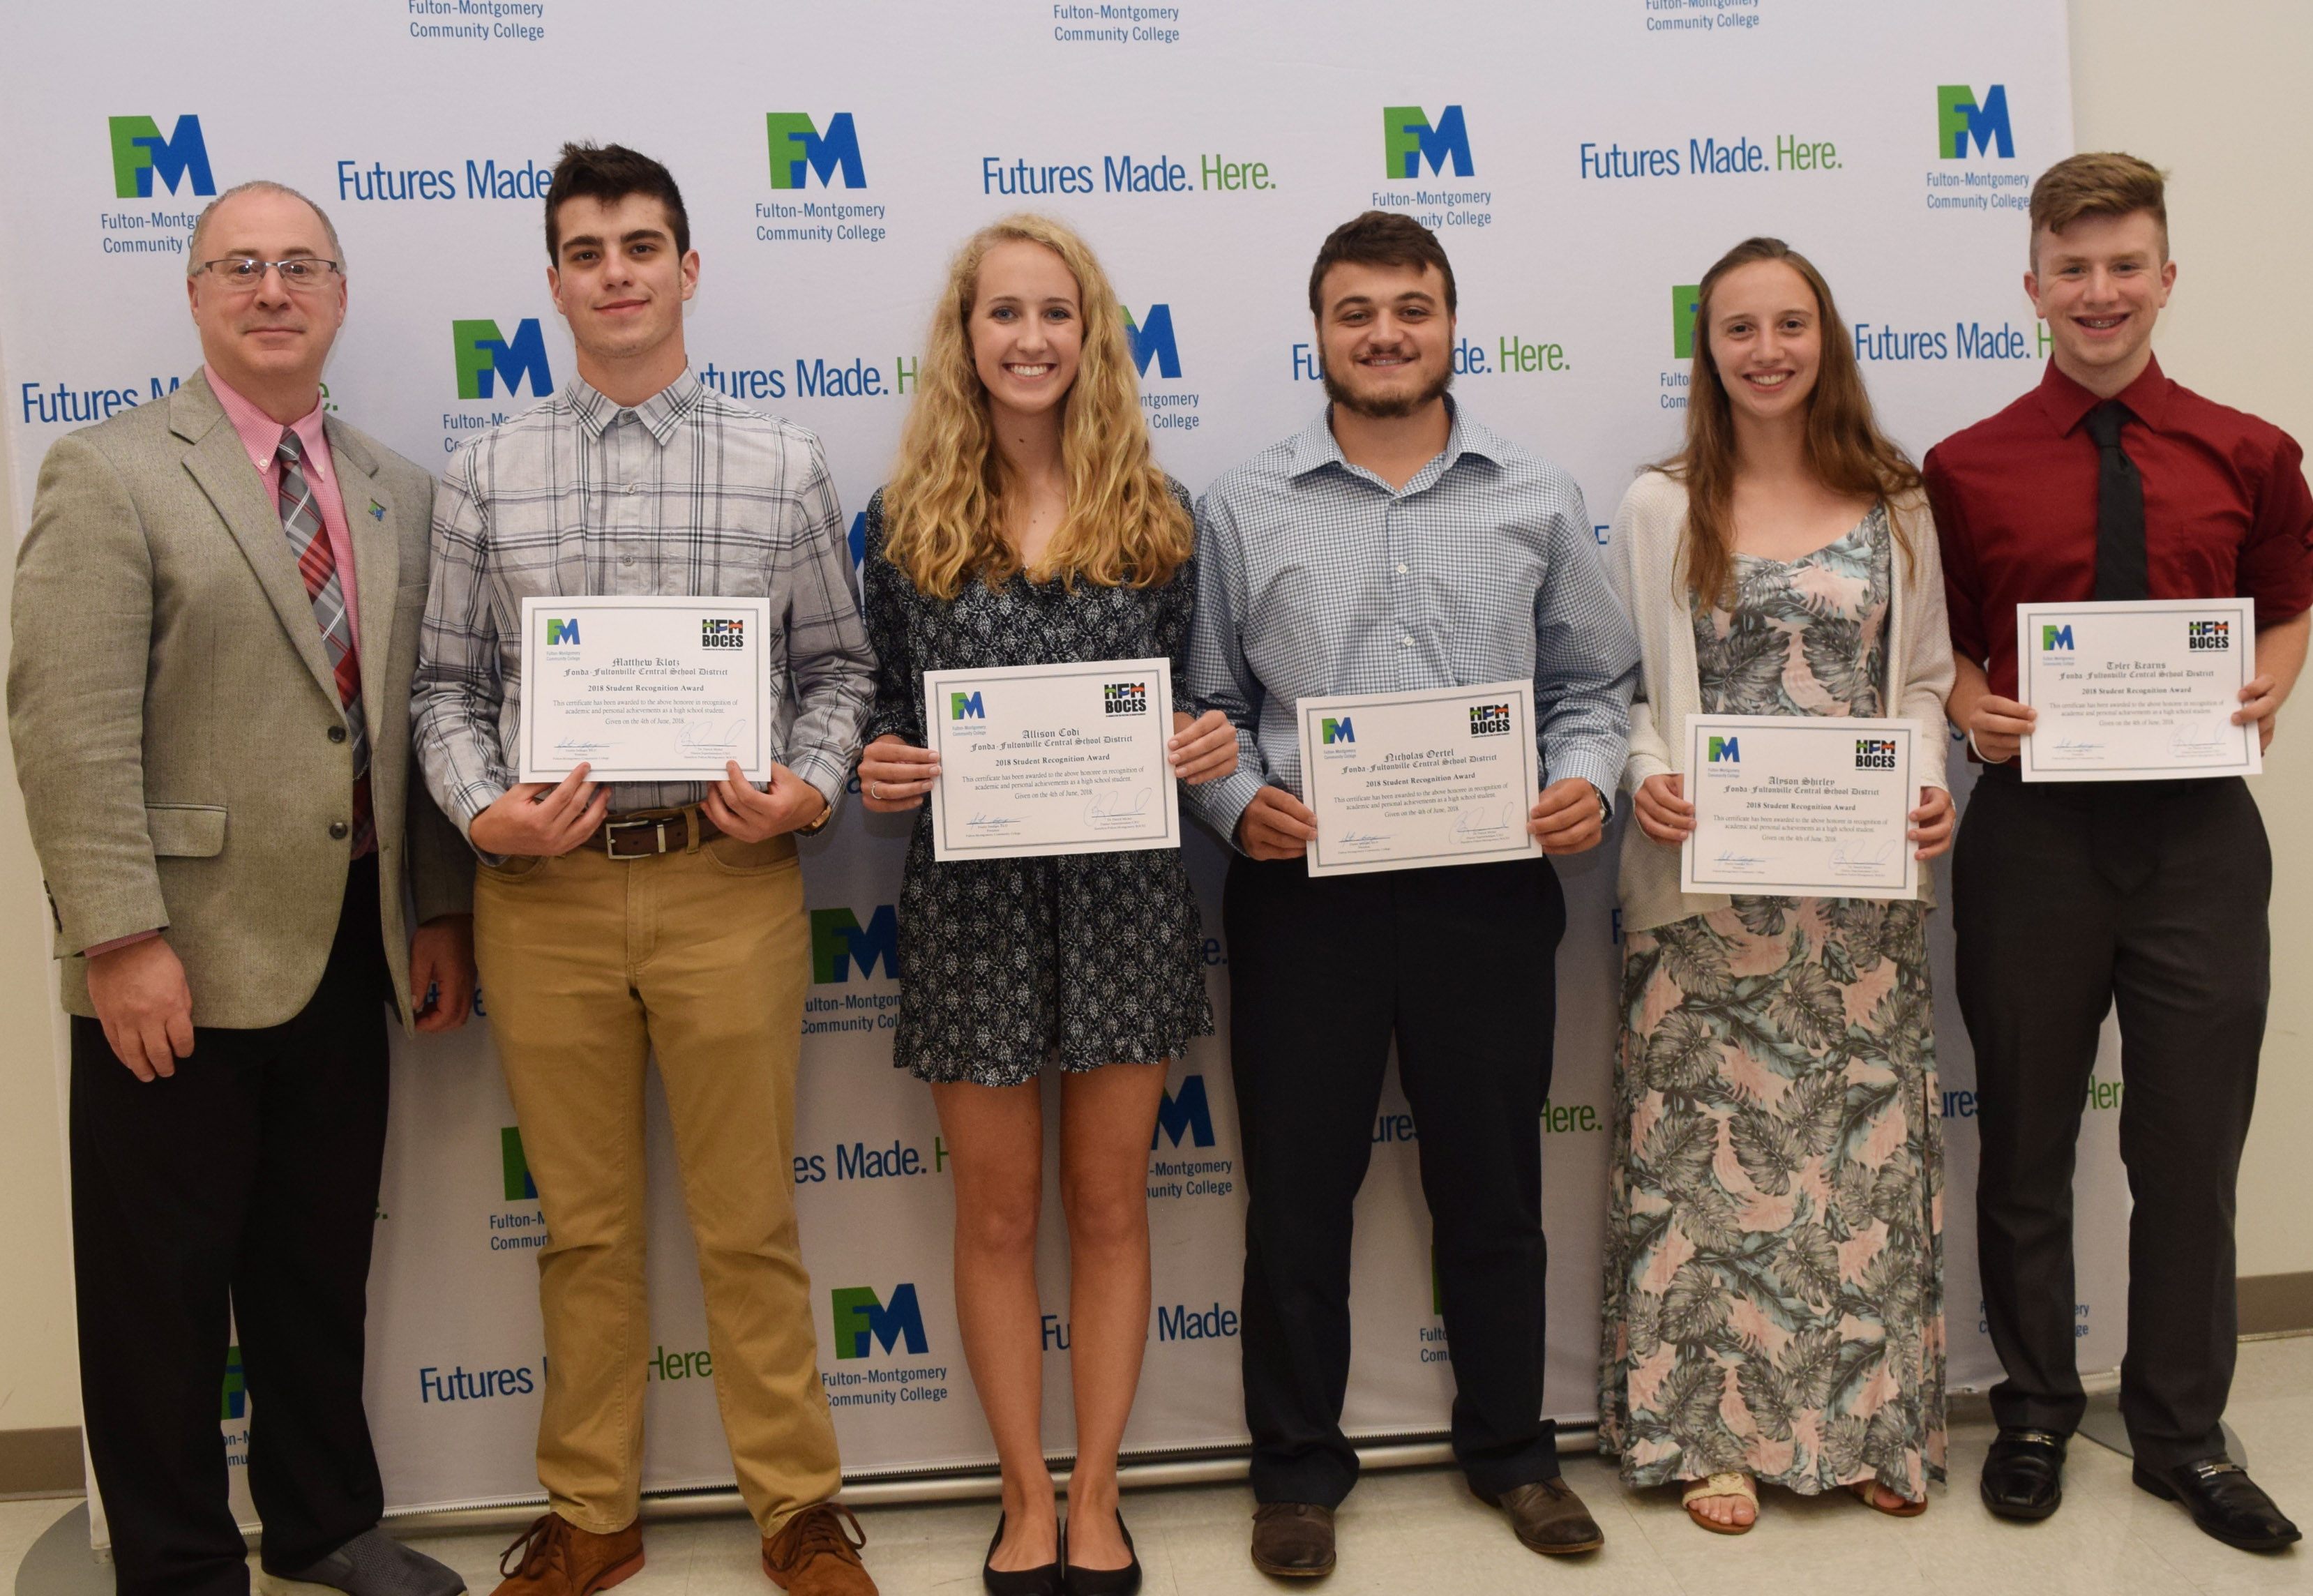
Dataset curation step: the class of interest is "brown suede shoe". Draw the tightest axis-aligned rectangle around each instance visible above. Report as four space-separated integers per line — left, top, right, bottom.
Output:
1249 1503 1336 1579
490 1514 643 1596
1475 1477 1604 1555
761 1503 875 1595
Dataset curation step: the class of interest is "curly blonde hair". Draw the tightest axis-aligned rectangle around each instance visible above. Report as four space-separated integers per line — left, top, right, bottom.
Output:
881 213 1191 599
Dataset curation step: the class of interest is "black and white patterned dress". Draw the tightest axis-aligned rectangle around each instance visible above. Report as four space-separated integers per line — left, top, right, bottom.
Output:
859 487 1215 1085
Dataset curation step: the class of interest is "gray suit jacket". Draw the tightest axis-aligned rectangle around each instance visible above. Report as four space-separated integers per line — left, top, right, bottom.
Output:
8 370 473 1030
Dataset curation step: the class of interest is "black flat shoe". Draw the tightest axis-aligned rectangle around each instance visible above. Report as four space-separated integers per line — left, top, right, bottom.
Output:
1981 1427 2067 1521
982 1512 1064 1596
2135 1457 2303 1552
1062 1510 1140 1596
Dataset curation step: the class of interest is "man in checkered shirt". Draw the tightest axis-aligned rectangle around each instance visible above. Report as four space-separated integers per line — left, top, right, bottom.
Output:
412 144 877 1596
1186 212 1637 1579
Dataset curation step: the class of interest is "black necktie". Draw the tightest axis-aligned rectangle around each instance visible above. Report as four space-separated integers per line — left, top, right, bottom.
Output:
2084 400 2148 601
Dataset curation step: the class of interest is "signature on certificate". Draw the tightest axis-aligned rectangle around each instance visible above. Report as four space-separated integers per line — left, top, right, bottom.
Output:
2168 721 2229 755
552 737 614 756
1452 801 1519 841
2048 735 2107 756
1829 837 1898 871
965 811 1020 831
1712 849 1768 869
677 718 747 756
1085 786 1155 822
1337 831 1393 850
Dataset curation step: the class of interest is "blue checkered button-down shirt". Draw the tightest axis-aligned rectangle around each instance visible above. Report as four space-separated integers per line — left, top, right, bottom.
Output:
1185 402 1638 849
412 370 874 836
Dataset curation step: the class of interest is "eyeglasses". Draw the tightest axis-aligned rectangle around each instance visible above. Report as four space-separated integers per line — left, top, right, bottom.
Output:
195 257 343 292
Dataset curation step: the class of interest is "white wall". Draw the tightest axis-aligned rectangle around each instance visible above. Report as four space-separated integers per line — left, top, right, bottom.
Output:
1 0 2307 1445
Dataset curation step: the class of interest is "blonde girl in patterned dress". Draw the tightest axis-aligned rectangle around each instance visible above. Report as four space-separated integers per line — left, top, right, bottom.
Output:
854 216 1238 1595
1597 238 1959 1534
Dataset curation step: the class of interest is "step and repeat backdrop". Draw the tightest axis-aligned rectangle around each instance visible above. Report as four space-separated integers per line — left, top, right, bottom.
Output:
1 0 2127 1532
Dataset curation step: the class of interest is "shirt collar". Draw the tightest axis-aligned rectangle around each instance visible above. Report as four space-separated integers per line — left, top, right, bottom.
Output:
2034 352 2175 437
1285 396 1500 486
204 366 331 479
564 366 705 444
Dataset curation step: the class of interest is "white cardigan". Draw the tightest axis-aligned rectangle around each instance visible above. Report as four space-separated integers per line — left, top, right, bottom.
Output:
1606 469 1956 935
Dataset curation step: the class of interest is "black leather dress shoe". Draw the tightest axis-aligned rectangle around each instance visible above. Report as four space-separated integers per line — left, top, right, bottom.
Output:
1980 1428 2067 1520
2135 1457 2303 1552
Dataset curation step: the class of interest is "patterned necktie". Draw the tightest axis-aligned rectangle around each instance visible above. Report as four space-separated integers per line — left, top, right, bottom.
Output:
2084 400 2149 602
276 429 374 854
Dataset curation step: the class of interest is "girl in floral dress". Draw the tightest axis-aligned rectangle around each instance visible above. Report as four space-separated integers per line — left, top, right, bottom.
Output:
1598 238 1959 1534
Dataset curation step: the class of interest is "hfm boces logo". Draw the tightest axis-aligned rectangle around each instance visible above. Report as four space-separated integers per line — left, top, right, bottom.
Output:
111 115 215 197
767 113 865 189
1383 106 1473 179
1468 702 1511 737
2187 619 2231 651
1103 681 1149 715
1855 737 1898 771
701 617 746 649
453 319 553 401
1936 85 2014 160
832 1283 927 1358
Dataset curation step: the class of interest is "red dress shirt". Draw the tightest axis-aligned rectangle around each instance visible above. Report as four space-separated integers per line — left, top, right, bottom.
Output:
1923 356 2313 702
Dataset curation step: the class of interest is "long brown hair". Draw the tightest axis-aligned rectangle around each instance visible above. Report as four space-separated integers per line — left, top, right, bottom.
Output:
881 214 1191 599
1662 237 1920 608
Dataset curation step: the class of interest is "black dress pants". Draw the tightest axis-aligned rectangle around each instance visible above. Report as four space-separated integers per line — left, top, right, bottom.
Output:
1225 852 1566 1507
1954 768 2269 1470
72 858 393 1596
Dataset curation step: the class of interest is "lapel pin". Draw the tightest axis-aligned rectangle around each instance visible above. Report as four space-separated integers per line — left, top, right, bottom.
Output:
368 499 386 521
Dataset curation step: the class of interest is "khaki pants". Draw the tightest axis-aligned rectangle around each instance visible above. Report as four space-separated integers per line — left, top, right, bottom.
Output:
474 829 839 1537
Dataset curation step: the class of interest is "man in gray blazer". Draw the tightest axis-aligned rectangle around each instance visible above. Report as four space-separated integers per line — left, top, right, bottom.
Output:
8 181 474 1596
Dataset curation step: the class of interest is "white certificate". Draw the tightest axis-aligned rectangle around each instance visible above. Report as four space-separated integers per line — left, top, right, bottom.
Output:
518 596 772 782
924 658 1180 861
2016 599 2261 781
1296 680 1542 878
1681 715 1920 900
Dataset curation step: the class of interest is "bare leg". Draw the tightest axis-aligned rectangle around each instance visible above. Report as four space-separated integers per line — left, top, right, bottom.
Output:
1056 1060 1169 1570
932 1080 1055 1572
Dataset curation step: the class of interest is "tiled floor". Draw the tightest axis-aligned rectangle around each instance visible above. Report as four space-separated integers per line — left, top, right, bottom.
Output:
9 1337 2307 1596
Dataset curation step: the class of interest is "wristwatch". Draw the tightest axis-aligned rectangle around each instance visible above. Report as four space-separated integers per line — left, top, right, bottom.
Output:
794 792 836 836
1592 782 1613 826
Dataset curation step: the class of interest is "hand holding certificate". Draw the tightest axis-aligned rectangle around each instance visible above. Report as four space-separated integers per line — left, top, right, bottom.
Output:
924 658 1181 861
518 596 773 782
1295 680 1543 878
1680 715 1921 900
2014 599 2261 781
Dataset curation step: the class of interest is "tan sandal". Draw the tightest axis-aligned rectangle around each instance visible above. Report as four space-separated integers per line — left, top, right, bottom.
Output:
1849 1480 1928 1517
1682 1472 1758 1534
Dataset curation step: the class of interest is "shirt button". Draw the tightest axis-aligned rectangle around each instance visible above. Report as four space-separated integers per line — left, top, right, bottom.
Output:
1401 635 1414 647
624 483 641 495
1396 563 1408 575
329 820 349 841
621 555 637 566
328 725 347 744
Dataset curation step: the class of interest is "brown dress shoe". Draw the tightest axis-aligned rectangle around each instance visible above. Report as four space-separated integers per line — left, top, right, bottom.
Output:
1249 1503 1336 1579
761 1503 875 1595
1475 1477 1604 1555
490 1514 643 1596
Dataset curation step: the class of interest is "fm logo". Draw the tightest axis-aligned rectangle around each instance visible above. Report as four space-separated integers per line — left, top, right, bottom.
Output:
502 1127 538 1201
1672 283 1702 361
453 319 553 401
220 1344 246 1421
811 905 900 983
110 115 215 199
1936 84 2014 160
1320 716 1355 746
1383 105 1475 179
1152 1073 1216 1150
1707 735 1740 762
545 618 581 647
1122 303 1181 380
832 1283 928 1358
2042 624 2074 652
767 112 866 190
951 690 985 721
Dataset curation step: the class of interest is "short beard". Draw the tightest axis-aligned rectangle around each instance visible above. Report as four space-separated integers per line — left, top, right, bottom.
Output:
1323 359 1453 420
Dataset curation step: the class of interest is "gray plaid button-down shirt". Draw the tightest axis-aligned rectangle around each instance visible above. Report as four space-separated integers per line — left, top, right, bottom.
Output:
1186 402 1638 849
412 369 874 836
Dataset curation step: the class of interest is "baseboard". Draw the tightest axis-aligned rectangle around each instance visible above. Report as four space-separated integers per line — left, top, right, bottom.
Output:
2240 1270 2313 1337
0 1426 82 1499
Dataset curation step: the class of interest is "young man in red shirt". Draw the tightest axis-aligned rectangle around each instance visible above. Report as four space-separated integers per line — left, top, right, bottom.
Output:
1926 152 2308 1553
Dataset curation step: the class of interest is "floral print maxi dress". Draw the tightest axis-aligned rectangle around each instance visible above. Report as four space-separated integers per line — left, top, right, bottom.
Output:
1598 506 1946 1500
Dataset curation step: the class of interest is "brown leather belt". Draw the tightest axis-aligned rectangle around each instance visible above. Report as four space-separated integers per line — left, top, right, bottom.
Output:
588 806 722 859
